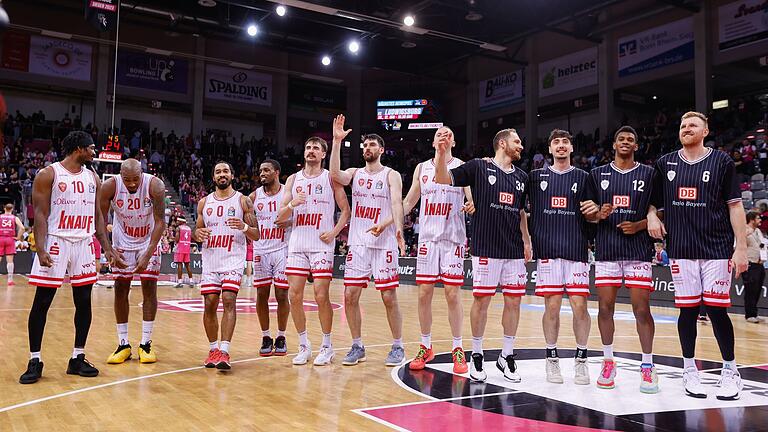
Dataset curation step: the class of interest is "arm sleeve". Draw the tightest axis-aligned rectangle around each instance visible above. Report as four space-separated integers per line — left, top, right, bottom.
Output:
721 159 742 204
450 159 477 188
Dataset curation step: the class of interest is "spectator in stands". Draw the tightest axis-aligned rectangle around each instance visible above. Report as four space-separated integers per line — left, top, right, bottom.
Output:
744 210 765 323
653 242 669 266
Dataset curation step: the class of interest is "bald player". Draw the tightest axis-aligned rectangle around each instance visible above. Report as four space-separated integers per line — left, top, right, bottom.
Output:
99 159 167 364
0 203 24 285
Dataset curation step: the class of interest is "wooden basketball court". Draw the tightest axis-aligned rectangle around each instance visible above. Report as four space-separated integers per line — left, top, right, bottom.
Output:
1 278 766 431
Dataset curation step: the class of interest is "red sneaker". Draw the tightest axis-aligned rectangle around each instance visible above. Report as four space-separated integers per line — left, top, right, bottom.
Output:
7 280 15 286
452 347 468 374
216 351 231 370
409 344 435 370
204 348 220 368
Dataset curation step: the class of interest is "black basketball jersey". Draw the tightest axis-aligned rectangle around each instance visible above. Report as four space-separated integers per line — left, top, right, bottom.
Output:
651 148 741 259
528 166 591 262
586 162 655 262
450 158 528 259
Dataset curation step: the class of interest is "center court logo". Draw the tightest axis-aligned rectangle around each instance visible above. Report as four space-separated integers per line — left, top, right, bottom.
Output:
156 298 343 313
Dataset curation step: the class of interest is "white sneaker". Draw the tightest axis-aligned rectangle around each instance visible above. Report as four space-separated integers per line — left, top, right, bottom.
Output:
746 317 761 323
574 358 590 385
292 343 312 365
716 368 743 400
313 345 334 366
495 354 521 382
683 366 707 398
546 358 564 384
469 353 487 382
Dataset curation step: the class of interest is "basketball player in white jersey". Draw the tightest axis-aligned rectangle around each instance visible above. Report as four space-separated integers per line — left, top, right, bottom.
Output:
20 131 125 384
248 159 291 356
194 161 259 370
98 159 166 365
0 203 24 286
402 126 474 373
329 114 407 366
277 136 350 366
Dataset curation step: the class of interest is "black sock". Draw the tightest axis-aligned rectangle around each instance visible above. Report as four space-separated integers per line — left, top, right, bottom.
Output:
72 285 93 348
706 305 735 361
546 347 558 358
28 287 57 353
575 347 588 360
677 306 699 358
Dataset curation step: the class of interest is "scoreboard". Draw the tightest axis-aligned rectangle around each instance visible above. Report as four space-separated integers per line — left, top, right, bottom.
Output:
98 134 123 161
376 99 429 120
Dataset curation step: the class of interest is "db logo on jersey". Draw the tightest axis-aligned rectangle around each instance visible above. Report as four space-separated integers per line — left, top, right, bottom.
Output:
677 187 698 200
551 197 567 208
499 192 514 205
612 195 630 208
116 199 124 208
58 182 67 192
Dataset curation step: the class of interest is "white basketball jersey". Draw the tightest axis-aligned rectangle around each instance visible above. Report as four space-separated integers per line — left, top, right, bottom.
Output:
418 158 467 244
287 169 335 253
348 167 396 250
48 162 97 240
253 185 290 253
201 191 247 272
111 173 155 250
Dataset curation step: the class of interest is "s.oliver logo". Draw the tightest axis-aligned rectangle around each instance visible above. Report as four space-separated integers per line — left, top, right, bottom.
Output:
551 196 567 208
612 195 630 208
499 192 515 205
155 298 342 314
677 187 698 200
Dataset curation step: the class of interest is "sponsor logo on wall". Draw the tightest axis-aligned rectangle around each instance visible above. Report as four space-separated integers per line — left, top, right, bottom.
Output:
479 70 525 111
205 64 272 106
538 47 598 98
617 18 694 77
718 0 768 50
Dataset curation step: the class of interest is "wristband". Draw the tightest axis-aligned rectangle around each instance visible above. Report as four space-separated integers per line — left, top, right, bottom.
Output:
288 202 294 210
240 224 249 232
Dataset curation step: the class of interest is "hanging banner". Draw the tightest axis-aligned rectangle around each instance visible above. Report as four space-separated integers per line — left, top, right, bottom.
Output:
28 35 93 81
116 50 188 94
479 70 524 111
205 64 272 106
617 18 694 77
288 78 347 112
1 31 31 72
718 0 768 50
538 47 598 98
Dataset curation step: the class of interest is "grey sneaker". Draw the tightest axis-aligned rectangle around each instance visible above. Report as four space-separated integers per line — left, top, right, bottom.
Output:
342 344 366 366
174 283 184 288
385 345 405 366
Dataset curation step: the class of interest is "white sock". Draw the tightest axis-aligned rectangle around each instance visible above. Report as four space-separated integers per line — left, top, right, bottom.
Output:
501 335 516 357
298 331 308 346
471 336 483 356
603 344 614 360
72 348 84 359
352 337 362 347
209 341 218 351
322 333 332 347
723 360 737 371
30 351 41 360
7 263 14 277
117 323 129 346
452 337 462 350
141 321 154 345
683 357 696 369
262 330 271 338
220 341 230 353
641 353 653 365
392 338 403 348
421 333 431 347
277 330 286 338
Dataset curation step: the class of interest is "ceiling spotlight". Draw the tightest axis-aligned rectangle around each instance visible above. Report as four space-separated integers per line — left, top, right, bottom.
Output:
321 55 331 66
403 15 415 26
652 95 658 100
348 40 360 54
276 5 287 16
246 24 258 37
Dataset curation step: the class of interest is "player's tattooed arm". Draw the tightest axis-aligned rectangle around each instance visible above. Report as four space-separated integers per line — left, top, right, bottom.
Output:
240 194 260 241
94 173 127 269
135 177 167 273
97 176 116 224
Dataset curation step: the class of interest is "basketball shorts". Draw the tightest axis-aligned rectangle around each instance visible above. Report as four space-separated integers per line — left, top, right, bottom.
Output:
253 248 288 289
594 261 653 290
343 245 399 290
200 269 243 295
0 237 15 255
111 247 162 282
174 251 191 263
535 258 590 297
286 250 334 280
415 240 465 287
29 236 97 288
471 256 527 297
670 259 732 308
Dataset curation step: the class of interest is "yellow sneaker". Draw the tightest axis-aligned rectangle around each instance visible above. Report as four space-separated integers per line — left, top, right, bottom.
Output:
138 342 157 363
107 344 132 364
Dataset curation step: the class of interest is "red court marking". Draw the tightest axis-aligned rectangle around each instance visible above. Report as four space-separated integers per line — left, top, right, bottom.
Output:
756 366 768 371
362 401 615 431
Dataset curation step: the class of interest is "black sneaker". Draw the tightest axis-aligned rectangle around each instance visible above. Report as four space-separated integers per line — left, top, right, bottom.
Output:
259 336 274 357
274 336 287 356
19 358 44 384
67 354 99 377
